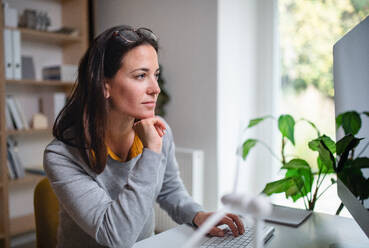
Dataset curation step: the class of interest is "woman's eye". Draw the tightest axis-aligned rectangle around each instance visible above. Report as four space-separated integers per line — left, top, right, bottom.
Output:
136 74 146 79
155 73 160 80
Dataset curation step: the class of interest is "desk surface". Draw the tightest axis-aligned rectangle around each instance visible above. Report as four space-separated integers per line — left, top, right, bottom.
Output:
133 212 369 248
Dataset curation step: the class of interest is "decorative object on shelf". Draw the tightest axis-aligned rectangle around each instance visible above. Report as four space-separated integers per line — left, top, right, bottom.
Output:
3 3 18 28
31 113 48 129
40 92 66 126
155 65 170 117
21 56 36 80
19 9 51 31
42 64 78 82
50 26 79 36
242 111 369 213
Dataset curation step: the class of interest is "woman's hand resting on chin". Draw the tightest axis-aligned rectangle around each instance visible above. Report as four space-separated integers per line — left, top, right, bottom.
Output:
193 211 245 237
133 117 166 154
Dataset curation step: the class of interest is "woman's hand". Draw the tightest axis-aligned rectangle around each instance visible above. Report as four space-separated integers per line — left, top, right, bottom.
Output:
133 117 166 154
193 211 245 237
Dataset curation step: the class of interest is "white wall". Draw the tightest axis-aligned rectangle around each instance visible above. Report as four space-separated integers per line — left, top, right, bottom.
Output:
94 0 219 210
218 0 279 197
217 0 259 197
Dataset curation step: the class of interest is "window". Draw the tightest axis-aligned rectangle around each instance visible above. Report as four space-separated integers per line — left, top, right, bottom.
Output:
276 0 369 215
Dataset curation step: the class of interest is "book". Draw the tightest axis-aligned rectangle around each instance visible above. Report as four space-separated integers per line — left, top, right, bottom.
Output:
7 159 16 179
7 138 25 179
11 29 22 80
6 95 24 130
13 96 30 129
25 165 45 176
42 64 78 82
3 29 13 79
5 104 15 130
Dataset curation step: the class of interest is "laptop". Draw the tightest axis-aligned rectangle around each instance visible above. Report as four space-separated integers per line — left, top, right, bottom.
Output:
199 222 275 248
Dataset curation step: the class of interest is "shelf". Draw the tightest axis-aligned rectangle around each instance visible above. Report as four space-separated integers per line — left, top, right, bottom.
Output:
6 79 75 88
9 173 44 188
7 128 52 136
6 26 81 45
10 214 35 236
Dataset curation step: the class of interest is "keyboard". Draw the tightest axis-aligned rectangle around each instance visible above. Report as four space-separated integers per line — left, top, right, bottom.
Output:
199 224 274 248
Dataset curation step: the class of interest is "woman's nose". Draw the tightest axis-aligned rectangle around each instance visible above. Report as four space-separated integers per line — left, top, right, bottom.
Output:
149 77 161 95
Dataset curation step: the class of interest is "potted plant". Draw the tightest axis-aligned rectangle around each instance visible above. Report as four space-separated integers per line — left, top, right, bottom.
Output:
241 111 369 212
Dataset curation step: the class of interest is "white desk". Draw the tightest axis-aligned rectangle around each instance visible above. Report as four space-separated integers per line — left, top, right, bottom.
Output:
133 212 369 248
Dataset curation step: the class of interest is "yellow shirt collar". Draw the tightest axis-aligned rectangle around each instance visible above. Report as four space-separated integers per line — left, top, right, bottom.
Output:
107 134 143 162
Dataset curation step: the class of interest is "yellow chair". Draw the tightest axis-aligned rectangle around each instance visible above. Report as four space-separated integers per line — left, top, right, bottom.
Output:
34 177 59 248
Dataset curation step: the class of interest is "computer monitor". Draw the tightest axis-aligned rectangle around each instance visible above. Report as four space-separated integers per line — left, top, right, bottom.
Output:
333 16 369 238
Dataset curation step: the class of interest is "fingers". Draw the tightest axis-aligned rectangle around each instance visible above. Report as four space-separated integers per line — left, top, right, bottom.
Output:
218 216 240 237
208 227 225 237
153 117 166 137
155 125 164 137
153 117 166 131
226 213 245 234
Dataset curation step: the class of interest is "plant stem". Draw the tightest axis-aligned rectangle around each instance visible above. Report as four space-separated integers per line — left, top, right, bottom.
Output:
351 148 355 160
314 169 322 199
336 202 344 215
316 182 335 201
317 170 327 190
257 140 281 162
310 187 319 211
297 118 321 137
281 137 286 166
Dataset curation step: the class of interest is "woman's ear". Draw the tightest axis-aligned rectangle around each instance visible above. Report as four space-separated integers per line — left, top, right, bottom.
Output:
103 80 111 99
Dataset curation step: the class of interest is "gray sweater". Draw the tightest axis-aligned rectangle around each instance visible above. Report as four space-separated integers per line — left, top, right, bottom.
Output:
43 122 203 248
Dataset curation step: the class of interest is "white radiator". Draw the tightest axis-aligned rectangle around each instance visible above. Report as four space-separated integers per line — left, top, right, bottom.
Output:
154 147 204 233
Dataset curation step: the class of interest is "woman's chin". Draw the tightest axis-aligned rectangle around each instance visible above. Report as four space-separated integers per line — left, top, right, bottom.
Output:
133 111 156 119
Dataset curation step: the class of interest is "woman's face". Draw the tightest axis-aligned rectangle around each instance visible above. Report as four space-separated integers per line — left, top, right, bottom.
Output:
105 44 160 120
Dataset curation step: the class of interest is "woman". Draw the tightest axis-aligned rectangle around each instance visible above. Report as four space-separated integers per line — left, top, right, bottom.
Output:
44 25 244 248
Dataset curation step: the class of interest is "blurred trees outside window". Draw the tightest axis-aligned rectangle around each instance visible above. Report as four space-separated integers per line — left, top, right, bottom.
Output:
276 0 369 213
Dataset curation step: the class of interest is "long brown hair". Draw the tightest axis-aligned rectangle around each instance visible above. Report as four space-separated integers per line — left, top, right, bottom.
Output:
53 25 159 174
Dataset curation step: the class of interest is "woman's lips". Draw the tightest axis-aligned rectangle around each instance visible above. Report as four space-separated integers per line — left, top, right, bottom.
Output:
142 101 156 107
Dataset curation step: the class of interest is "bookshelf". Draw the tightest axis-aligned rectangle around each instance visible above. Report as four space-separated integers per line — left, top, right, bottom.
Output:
0 0 89 247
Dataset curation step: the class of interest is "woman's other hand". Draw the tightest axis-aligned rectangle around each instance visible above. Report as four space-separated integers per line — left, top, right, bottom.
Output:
193 211 245 237
133 117 166 153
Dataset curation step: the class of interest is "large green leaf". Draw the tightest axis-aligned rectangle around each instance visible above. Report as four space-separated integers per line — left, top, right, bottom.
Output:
351 157 369 169
278 115 295 145
317 141 335 172
262 177 297 195
285 168 313 202
363 111 369 118
336 134 361 155
341 111 361 135
242 139 257 160
336 113 343 130
247 116 273 128
317 156 335 174
282 159 310 170
337 135 363 172
308 135 336 154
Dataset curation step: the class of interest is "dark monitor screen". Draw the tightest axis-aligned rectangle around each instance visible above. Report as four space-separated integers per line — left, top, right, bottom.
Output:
333 16 369 238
